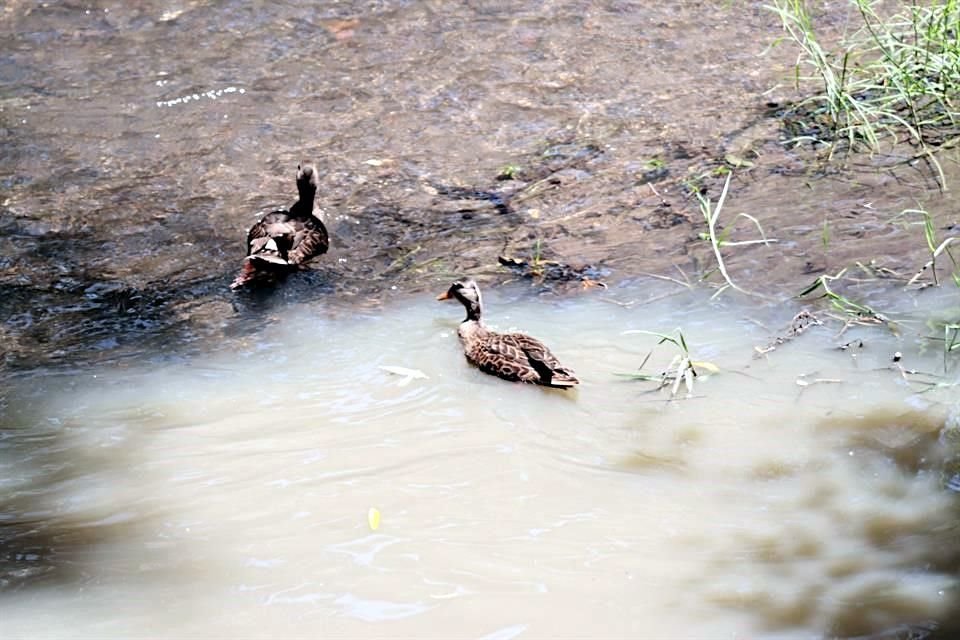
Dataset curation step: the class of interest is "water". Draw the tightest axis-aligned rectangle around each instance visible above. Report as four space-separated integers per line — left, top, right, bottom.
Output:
3 284 958 638
4 1 960 637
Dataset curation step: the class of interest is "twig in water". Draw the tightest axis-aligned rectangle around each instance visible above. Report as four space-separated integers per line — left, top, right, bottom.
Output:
754 309 823 358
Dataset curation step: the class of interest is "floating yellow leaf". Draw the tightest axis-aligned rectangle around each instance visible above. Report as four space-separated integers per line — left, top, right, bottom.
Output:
368 507 381 531
691 361 720 374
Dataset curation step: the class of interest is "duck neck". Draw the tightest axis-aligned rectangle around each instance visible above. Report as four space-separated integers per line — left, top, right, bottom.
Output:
463 300 482 323
291 186 316 217
458 316 485 344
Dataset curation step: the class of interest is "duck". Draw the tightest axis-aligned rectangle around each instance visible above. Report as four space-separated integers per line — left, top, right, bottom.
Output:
230 164 330 289
437 279 579 389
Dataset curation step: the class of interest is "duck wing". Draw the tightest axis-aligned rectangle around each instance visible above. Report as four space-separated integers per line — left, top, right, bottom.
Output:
246 211 293 255
515 335 580 387
244 211 300 264
285 215 330 265
470 332 579 388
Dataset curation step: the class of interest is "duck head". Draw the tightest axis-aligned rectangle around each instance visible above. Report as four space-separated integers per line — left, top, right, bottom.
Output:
437 279 483 322
296 164 318 195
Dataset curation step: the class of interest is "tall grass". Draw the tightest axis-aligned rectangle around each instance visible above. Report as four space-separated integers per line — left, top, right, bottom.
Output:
770 0 960 186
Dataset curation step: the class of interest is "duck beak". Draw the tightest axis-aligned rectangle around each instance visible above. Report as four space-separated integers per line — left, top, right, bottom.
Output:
436 291 451 301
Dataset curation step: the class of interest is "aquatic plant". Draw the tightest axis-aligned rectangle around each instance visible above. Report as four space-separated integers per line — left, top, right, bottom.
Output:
797 268 897 334
916 304 960 374
821 217 832 269
496 164 522 180
934 320 960 371
617 329 719 398
888 207 960 288
531 238 546 279
695 173 777 298
770 0 960 187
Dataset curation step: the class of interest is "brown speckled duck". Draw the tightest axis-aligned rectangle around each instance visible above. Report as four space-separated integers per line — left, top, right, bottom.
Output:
231 164 330 289
437 279 579 389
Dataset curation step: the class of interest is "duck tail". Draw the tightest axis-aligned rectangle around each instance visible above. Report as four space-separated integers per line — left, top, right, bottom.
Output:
230 260 258 289
548 368 580 388
230 258 293 290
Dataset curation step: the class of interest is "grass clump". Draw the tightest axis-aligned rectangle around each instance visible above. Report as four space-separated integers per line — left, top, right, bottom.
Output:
616 329 719 398
770 0 960 185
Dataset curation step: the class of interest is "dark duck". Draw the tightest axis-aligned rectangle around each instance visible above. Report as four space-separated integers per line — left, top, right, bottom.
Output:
231 164 330 289
437 279 580 389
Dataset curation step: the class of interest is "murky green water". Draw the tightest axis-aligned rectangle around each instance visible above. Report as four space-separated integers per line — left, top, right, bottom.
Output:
3 283 959 638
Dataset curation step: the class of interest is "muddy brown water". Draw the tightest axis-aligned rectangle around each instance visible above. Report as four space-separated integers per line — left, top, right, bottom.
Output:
2 1 960 638
3 285 960 639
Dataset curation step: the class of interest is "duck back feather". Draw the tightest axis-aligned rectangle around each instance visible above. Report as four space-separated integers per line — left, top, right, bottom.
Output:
465 328 580 388
231 165 330 289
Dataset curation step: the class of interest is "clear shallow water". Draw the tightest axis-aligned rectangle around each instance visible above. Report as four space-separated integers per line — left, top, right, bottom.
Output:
2 284 959 638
